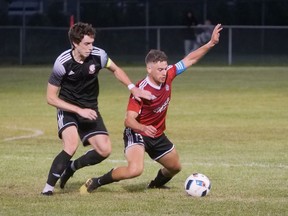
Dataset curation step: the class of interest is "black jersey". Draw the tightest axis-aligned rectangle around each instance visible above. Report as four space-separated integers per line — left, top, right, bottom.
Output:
48 46 109 110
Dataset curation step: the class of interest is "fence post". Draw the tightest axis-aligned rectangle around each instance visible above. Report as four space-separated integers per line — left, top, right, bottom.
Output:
157 28 161 50
19 27 23 65
228 27 232 65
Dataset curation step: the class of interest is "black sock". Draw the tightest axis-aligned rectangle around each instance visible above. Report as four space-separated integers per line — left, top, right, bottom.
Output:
73 149 107 170
97 169 118 187
151 169 172 187
47 150 72 186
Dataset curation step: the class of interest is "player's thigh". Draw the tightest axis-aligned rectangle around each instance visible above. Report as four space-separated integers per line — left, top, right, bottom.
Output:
125 145 145 174
157 148 181 171
88 134 112 157
61 126 79 155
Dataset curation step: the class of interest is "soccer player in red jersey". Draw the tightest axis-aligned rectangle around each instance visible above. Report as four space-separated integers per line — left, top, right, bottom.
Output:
81 24 223 192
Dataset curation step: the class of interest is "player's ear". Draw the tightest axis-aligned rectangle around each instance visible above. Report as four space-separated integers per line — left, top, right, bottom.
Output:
146 63 153 74
146 66 151 74
71 41 78 49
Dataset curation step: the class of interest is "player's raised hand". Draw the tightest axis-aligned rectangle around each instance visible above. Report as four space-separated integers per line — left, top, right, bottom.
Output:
210 24 222 46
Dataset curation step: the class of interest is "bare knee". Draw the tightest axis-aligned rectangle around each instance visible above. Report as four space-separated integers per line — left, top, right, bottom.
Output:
175 163 182 173
98 148 111 158
62 140 78 156
174 166 182 175
102 139 112 157
165 163 182 176
127 165 143 178
89 136 112 158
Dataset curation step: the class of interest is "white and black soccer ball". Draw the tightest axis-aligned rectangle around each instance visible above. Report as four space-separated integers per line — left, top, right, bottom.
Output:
184 173 211 197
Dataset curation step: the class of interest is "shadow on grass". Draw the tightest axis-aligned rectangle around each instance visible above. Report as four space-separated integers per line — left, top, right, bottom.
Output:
122 182 148 192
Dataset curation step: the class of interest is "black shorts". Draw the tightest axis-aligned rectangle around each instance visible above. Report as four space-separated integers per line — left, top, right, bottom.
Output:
123 127 174 160
57 109 108 146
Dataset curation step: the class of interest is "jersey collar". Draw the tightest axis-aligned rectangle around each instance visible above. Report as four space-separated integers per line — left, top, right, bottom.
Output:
145 76 162 90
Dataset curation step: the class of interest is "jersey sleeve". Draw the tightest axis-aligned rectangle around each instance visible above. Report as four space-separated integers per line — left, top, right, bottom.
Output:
92 47 109 68
127 95 142 114
165 60 187 81
48 59 66 86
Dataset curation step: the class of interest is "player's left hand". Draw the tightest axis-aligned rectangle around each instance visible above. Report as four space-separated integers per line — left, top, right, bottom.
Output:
143 125 157 138
131 87 154 101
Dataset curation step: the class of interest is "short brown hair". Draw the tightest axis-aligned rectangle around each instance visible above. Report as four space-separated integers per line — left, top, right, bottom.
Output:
145 49 168 64
68 22 96 46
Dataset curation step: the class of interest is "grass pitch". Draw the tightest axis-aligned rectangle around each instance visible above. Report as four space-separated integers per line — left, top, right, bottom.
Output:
0 66 287 216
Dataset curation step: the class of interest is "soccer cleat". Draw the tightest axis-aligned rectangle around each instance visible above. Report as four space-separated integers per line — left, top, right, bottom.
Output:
60 161 75 189
86 178 100 192
41 191 53 196
147 180 171 189
80 178 100 194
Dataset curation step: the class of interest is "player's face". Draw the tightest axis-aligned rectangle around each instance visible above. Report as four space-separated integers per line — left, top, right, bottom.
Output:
73 35 94 60
147 61 168 86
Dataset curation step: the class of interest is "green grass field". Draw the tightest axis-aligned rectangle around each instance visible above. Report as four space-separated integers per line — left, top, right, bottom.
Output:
0 66 287 216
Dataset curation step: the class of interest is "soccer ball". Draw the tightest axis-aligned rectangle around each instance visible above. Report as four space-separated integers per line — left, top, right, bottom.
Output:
184 173 211 197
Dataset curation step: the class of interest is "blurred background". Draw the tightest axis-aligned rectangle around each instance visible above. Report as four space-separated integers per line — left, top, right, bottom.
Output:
0 0 287 65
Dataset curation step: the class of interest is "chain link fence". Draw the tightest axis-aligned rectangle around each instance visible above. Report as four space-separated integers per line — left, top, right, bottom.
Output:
0 25 287 66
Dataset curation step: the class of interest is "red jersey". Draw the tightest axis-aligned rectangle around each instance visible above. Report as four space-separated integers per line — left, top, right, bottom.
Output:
127 64 179 137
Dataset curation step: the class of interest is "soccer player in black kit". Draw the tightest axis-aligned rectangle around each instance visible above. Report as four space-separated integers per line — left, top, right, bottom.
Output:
41 22 152 195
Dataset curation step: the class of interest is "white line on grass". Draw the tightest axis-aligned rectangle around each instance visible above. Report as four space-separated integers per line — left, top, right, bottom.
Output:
2 156 286 169
107 159 287 169
3 126 44 141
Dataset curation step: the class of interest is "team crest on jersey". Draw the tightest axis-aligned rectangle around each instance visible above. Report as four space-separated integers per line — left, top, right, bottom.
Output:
89 64 96 74
165 84 170 91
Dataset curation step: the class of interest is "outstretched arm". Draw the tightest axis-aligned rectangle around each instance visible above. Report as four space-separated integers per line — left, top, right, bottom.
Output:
107 60 153 101
182 24 223 68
